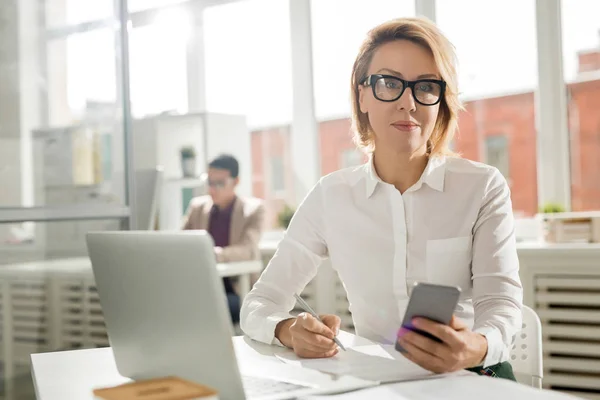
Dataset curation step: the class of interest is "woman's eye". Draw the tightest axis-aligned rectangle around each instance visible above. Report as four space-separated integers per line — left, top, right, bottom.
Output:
417 83 433 92
385 80 400 89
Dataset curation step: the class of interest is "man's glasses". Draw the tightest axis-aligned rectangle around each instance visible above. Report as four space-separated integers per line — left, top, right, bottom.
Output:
201 174 232 189
362 74 446 106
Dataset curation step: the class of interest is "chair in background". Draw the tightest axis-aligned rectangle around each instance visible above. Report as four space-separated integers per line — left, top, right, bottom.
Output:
510 305 543 388
132 166 164 230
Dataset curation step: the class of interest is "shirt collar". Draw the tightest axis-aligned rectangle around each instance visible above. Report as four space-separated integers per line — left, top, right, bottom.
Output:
211 196 237 215
365 156 381 198
365 155 446 198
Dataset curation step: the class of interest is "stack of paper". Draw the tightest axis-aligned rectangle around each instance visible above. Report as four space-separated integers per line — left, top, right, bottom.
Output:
276 343 470 384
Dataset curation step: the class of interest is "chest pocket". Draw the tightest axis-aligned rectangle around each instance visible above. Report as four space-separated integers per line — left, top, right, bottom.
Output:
426 236 473 293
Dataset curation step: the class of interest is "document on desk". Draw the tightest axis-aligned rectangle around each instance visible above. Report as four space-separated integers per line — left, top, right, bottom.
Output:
276 344 468 384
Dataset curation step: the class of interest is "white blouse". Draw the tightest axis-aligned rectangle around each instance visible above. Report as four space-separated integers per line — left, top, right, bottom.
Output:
241 155 523 367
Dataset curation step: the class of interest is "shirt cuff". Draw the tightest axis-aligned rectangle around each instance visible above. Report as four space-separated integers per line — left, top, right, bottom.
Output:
473 326 505 368
214 247 225 263
266 312 295 347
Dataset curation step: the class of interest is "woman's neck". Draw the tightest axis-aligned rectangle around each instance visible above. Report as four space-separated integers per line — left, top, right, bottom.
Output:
372 147 429 194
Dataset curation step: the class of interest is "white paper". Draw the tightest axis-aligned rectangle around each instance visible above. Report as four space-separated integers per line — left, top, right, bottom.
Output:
276 344 465 384
300 385 411 400
302 374 581 400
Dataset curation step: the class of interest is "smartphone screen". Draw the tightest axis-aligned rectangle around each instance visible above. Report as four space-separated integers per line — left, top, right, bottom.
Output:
395 282 461 352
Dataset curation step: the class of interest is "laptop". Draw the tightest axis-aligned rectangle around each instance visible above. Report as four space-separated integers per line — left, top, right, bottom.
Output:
86 231 374 400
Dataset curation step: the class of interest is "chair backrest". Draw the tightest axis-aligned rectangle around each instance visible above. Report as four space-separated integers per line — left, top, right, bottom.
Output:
133 166 164 230
509 305 543 388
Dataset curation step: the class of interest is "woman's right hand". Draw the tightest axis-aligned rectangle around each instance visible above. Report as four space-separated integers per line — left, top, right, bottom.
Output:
275 313 341 358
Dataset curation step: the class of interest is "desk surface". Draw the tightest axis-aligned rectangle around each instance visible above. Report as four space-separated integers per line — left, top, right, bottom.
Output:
31 334 578 400
0 257 262 278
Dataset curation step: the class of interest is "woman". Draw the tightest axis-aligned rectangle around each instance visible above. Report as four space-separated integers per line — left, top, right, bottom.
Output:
240 17 522 380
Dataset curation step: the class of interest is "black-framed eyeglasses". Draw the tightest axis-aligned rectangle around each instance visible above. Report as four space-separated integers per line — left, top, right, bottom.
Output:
362 74 446 106
201 173 233 189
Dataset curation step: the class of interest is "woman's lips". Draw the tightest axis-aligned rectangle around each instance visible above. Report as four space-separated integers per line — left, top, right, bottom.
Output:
391 123 419 132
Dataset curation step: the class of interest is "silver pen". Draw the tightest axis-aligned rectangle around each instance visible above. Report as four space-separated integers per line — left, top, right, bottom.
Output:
293 293 346 351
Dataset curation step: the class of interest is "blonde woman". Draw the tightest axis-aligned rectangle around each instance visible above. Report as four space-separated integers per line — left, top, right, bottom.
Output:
240 17 522 380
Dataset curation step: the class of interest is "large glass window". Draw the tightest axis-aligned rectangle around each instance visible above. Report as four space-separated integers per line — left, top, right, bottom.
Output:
1 0 134 396
128 0 188 13
562 0 600 211
310 0 415 120
2 10 125 210
436 0 538 216
203 0 293 128
129 12 190 117
45 0 113 28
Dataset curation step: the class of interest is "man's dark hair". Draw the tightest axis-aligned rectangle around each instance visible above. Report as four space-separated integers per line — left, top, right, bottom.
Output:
208 154 239 178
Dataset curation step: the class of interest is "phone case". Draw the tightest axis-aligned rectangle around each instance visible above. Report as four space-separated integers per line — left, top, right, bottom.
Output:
395 282 461 353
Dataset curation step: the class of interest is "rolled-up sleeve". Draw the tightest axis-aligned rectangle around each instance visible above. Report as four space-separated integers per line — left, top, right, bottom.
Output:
471 169 523 367
240 181 328 345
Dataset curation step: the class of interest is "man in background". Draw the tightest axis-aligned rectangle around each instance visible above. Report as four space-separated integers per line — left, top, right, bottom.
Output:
182 154 265 324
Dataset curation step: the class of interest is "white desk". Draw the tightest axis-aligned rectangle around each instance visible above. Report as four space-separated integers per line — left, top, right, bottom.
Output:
30 335 579 400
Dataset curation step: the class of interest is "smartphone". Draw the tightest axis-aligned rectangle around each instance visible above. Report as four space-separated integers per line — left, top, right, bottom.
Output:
395 282 461 352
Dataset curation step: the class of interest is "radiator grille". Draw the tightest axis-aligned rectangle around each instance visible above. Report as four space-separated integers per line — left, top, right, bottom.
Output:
536 275 600 399
57 278 108 349
0 280 50 365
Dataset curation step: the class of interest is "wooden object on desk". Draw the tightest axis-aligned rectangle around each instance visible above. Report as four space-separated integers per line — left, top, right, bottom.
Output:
93 376 218 400
539 211 600 243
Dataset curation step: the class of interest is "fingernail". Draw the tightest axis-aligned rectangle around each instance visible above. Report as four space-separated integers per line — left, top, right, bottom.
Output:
412 318 421 327
397 327 408 337
335 327 340 335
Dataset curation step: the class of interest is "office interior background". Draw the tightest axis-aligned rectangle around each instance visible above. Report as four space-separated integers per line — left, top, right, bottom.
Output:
1 0 599 398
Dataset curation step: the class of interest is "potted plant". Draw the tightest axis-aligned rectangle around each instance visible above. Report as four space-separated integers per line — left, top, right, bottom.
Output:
539 202 566 214
180 146 196 178
537 202 566 243
277 204 295 230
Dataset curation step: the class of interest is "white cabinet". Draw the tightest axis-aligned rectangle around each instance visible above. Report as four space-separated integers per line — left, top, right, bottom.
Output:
131 112 251 198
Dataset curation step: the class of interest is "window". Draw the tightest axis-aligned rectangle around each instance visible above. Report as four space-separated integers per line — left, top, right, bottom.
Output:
485 135 509 179
63 29 117 119
128 0 188 13
45 0 113 28
128 11 189 117
437 0 538 216
310 0 415 120
203 0 293 128
341 148 364 168
562 0 600 211
270 156 285 194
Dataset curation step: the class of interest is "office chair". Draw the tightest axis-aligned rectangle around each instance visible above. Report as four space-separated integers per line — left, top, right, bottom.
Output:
510 305 543 388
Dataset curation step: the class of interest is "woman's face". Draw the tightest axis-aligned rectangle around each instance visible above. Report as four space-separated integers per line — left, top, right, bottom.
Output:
359 39 443 157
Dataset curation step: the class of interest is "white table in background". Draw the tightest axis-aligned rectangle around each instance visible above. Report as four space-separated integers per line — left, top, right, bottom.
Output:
0 257 262 299
30 334 579 400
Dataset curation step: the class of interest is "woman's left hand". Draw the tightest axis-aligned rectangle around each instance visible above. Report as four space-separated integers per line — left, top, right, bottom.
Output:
396 315 488 374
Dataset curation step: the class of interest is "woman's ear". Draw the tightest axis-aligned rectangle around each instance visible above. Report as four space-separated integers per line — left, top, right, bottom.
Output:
358 85 368 114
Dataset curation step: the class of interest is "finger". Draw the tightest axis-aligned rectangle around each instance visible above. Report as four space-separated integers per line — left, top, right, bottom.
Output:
399 328 449 359
398 337 446 374
293 335 337 355
411 318 463 348
320 314 341 335
293 331 337 352
295 347 339 359
449 315 468 331
299 313 335 339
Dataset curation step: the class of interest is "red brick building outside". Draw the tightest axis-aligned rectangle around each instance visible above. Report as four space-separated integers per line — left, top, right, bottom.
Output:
252 49 600 228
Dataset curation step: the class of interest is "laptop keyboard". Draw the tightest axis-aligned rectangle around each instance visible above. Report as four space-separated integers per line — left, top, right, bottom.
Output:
243 375 310 398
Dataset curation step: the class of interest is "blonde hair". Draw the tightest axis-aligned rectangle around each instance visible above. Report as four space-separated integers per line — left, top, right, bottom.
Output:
350 17 462 156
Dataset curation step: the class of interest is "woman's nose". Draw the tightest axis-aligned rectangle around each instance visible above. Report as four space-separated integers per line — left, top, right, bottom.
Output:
396 87 417 112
